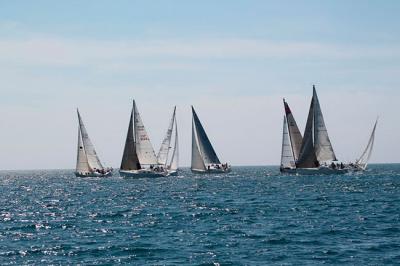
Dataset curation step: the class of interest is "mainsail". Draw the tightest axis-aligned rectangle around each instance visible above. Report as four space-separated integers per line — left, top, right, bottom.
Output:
120 107 141 171
76 126 90 173
284 99 303 161
133 100 158 166
356 119 378 170
77 110 103 170
191 106 221 165
169 116 179 171
157 107 176 166
280 116 295 169
312 87 337 162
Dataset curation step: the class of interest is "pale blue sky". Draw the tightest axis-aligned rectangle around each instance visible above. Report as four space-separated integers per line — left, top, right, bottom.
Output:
0 1 399 169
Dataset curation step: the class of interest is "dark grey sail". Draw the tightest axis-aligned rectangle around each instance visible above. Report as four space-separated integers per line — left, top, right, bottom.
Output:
120 107 141 171
297 97 318 168
312 86 337 162
191 106 221 165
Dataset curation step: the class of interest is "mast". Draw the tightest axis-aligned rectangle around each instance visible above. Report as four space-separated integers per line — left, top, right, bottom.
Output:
77 109 104 170
120 104 141 170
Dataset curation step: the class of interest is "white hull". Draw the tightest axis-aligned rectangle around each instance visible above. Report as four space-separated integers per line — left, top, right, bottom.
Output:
281 167 349 175
119 169 167 178
191 167 231 174
75 171 113 178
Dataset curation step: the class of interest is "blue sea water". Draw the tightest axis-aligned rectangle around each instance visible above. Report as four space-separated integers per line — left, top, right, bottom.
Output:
0 165 399 265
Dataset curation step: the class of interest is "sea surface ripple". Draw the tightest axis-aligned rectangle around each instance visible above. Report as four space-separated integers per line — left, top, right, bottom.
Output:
0 165 399 265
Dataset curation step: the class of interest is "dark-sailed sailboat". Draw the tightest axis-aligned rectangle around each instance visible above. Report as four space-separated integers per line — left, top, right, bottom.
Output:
119 100 178 178
191 106 231 173
280 86 348 174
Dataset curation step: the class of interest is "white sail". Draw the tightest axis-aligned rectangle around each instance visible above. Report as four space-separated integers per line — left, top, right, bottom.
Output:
157 107 176 166
77 110 103 170
191 116 206 171
120 107 141 171
284 99 303 161
191 106 221 165
280 116 295 169
356 118 378 170
312 86 337 162
169 116 179 171
76 126 90 173
133 100 158 166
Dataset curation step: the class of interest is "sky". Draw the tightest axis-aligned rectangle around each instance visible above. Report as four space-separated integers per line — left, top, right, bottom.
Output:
0 0 399 170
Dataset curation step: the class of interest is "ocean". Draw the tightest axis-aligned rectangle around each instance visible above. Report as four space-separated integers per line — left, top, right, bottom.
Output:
0 164 399 265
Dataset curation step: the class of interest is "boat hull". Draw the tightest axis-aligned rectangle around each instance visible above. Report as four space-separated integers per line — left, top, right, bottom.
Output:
191 167 231 174
75 171 113 178
119 169 167 178
281 167 349 175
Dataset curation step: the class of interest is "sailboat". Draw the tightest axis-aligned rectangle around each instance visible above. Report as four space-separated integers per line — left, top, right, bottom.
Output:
280 99 303 172
281 85 348 175
75 109 113 177
191 106 231 173
157 106 179 176
354 118 378 171
119 100 168 178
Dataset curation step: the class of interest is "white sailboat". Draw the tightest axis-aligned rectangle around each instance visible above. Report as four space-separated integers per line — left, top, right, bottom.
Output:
282 86 348 175
119 100 168 178
354 118 378 170
191 106 231 173
75 109 112 177
157 106 179 176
